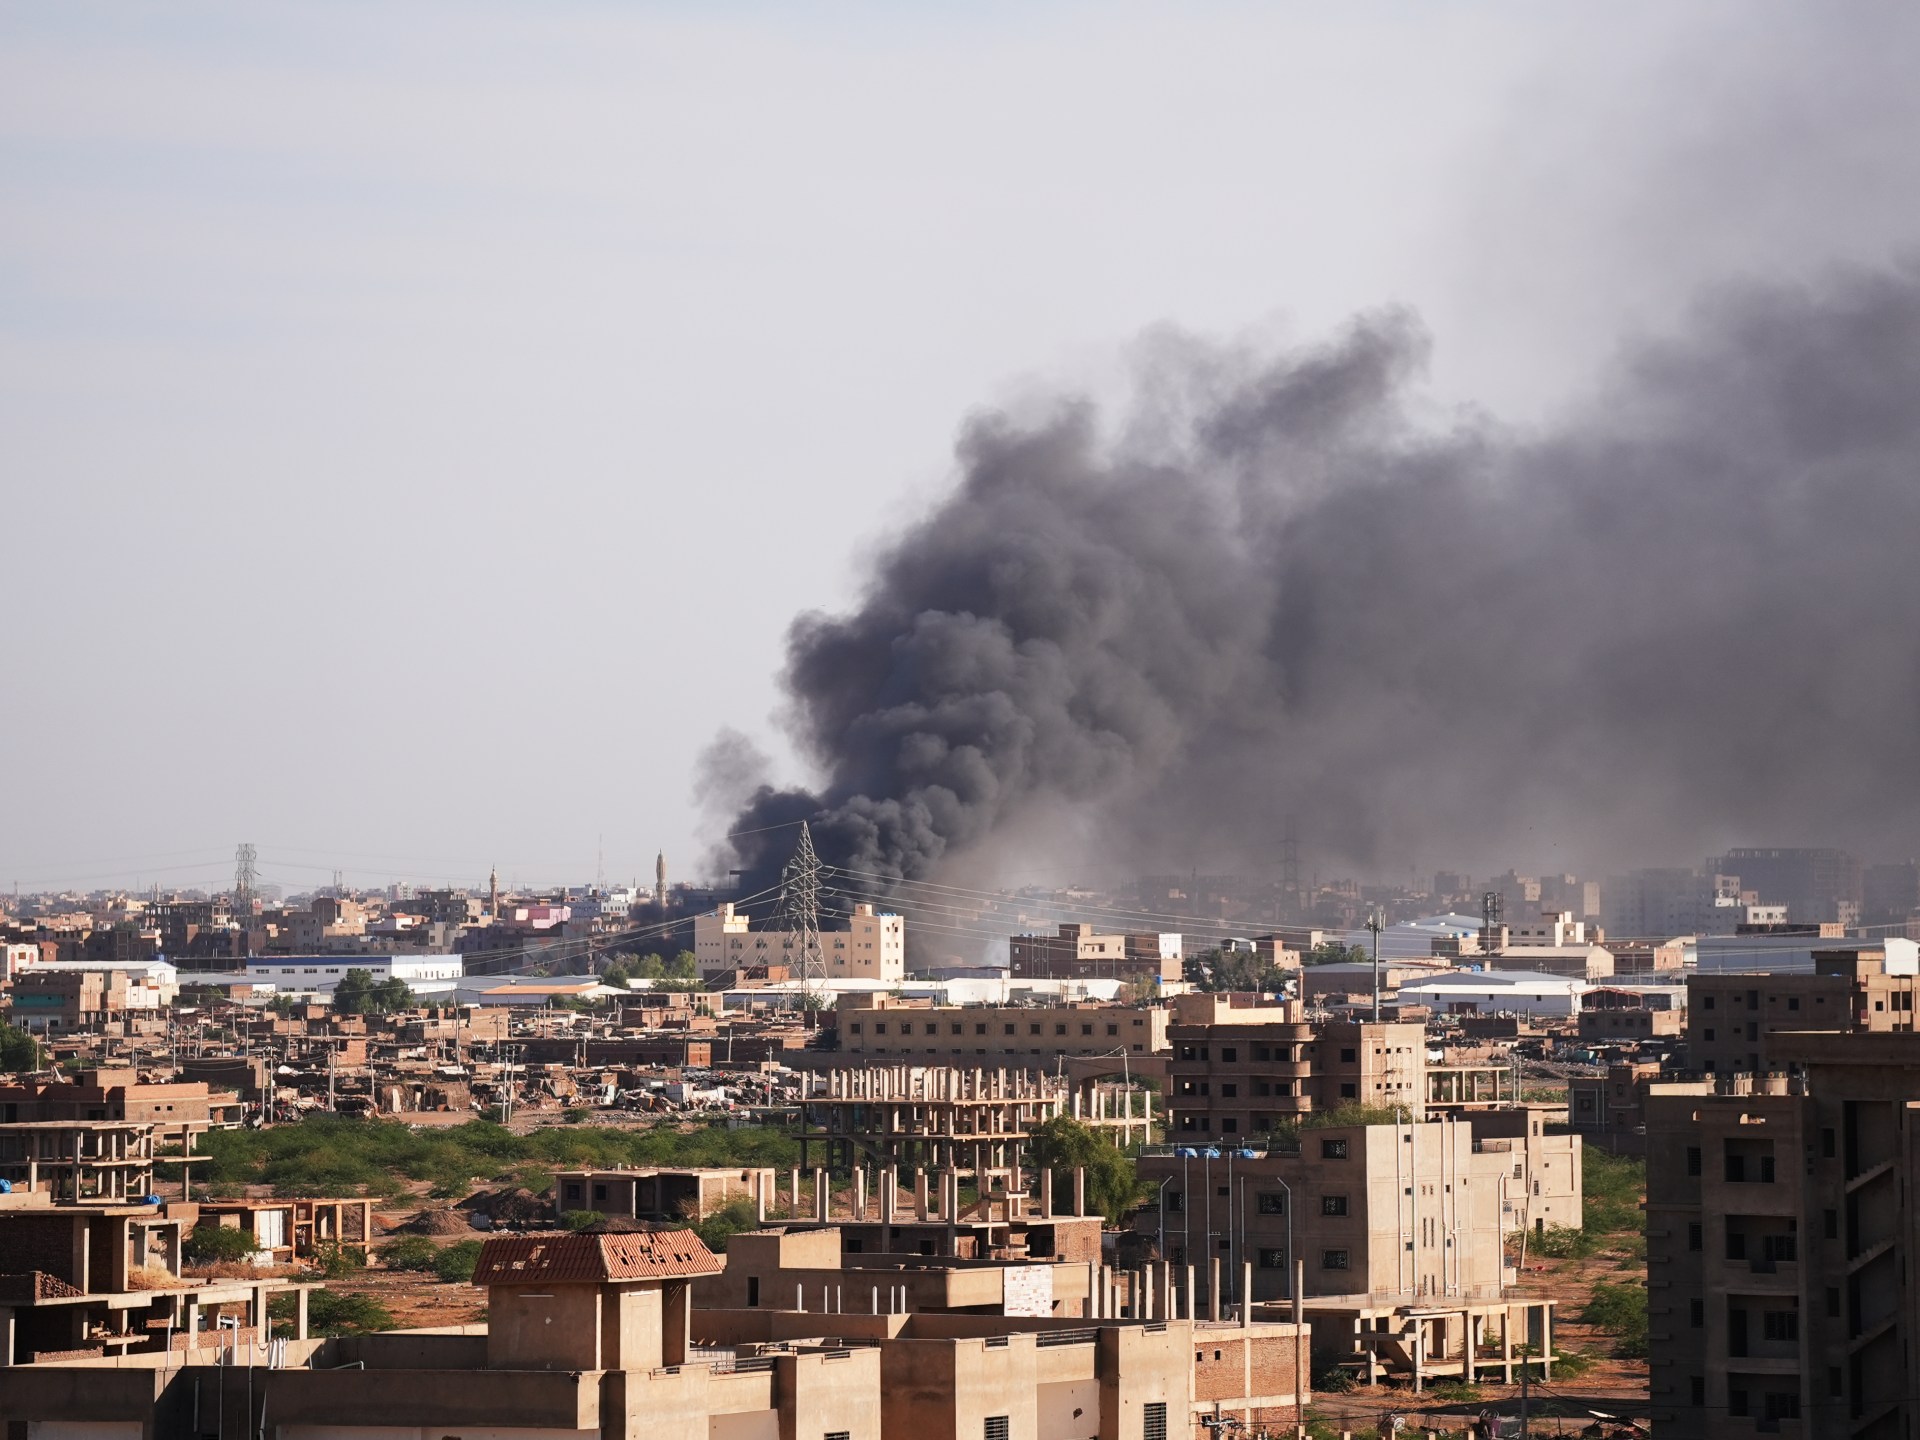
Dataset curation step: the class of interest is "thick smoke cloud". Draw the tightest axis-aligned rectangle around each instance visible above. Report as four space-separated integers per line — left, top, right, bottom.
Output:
719 266 1920 897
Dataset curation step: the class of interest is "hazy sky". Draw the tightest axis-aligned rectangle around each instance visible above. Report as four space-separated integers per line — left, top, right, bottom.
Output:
5 3 1917 895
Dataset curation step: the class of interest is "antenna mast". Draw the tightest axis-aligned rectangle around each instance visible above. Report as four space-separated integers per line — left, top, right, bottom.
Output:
233 844 259 922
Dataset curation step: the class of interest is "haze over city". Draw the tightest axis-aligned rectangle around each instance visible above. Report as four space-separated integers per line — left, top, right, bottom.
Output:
7 4 1920 897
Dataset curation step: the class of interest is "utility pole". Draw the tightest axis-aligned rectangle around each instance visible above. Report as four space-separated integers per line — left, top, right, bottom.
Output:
1366 908 1385 1021
773 824 824 1015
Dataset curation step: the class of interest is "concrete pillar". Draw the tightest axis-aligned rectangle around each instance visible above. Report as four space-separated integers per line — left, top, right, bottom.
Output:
814 1168 829 1222
1160 1262 1174 1322
1242 1263 1253 1327
1073 1167 1086 1217
1040 1167 1053 1218
0 1307 15 1367
914 1168 929 1221
755 1172 767 1225
790 1166 801 1217
880 1167 896 1224
1088 1262 1101 1318
854 1167 867 1222
1184 1265 1196 1321
1209 1258 1222 1321
295 1287 309 1340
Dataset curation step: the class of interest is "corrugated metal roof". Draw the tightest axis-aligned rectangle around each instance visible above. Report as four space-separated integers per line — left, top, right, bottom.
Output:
472 1229 722 1286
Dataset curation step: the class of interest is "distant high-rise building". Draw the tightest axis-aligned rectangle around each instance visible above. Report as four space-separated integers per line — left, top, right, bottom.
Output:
1603 868 1744 939
1711 847 1862 927
655 851 668 911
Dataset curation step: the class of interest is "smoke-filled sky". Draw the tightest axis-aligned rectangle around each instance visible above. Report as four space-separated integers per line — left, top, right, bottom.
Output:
5 4 1920 895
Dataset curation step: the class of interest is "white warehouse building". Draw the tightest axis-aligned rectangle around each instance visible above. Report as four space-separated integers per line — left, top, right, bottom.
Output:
1396 968 1589 1018
243 953 464 997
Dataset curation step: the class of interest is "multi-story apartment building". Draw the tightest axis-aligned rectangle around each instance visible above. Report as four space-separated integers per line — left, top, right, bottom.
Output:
1711 847 1863 927
1163 995 1426 1139
696 901 905 983
835 995 1167 1068
1645 1031 1920 1440
1686 943 1919 1076
1137 1111 1579 1304
1008 923 1182 983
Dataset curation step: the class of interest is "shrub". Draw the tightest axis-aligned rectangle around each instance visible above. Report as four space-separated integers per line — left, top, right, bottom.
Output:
563 1108 592 1124
1581 1280 1648 1357
1583 1150 1646 1235
562 1209 606 1232
378 1235 441 1272
1525 1225 1600 1260
185 1225 260 1265
1314 1366 1357 1394
692 1199 760 1254
435 1240 484 1283
1550 1349 1596 1379
312 1242 365 1278
1431 1381 1480 1403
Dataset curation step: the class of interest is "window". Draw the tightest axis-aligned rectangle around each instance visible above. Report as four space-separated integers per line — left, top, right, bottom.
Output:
1144 1401 1168 1440
1822 1128 1836 1158
1690 1378 1706 1407
1703 995 1716 1010
1824 1210 1838 1240
1762 1310 1799 1342
874 1023 887 1035
1685 1146 1701 1177
1763 1394 1801 1423
1826 1287 1840 1318
827 1432 850 1440
1322 1249 1351 1270
984 1418 1010 1440
747 1276 760 1307
1340 1083 1357 1099
1689 1299 1703 1328
1221 1047 1238 1062
1166 1190 1184 1213
1340 1047 1357 1062
1259 1248 1288 1268
1322 1196 1349 1217
1220 1084 1238 1098
1081 1024 1093 1036
1688 1223 1702 1252
1322 1139 1349 1159
1258 1193 1286 1215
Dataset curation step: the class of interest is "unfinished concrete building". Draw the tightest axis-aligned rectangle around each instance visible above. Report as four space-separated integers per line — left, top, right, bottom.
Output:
0 1228 1310 1440
794 1065 1151 1183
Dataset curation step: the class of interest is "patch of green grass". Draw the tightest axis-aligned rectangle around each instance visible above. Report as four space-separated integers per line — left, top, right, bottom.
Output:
188 1116 802 1200
268 1288 395 1338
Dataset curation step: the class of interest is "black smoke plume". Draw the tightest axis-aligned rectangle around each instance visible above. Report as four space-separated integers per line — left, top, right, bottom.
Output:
719 266 1920 900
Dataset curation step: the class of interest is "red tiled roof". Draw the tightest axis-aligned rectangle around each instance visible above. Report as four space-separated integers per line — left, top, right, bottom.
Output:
471 1229 722 1286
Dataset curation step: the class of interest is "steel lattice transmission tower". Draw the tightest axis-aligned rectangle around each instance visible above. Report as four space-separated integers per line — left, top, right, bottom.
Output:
233 843 259 919
774 823 825 1011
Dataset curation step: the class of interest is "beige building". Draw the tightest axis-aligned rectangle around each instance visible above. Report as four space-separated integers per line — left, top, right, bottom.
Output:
555 1165 776 1223
1686 943 1919 1076
1009 923 1183 984
0 1227 1310 1440
696 900 906 982
1644 1030 1920 1440
1164 994 1427 1140
837 995 1167 1068
1136 1112 1578 1330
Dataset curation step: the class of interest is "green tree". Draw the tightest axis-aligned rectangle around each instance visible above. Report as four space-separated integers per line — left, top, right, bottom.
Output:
377 1235 441 1272
331 969 416 1016
269 1288 394 1338
690 1198 760 1253
435 1240 484 1283
0 1021 44 1072
1580 1280 1648 1357
1192 948 1287 994
1303 942 1368 966
184 1225 260 1265
1028 1115 1142 1223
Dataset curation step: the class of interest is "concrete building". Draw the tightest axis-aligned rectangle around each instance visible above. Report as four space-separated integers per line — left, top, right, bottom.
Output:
1135 1113 1575 1377
1163 996 1428 1139
1711 846 1863 927
555 1166 776 1223
1686 943 1919 1076
696 900 906 983
0 1227 1309 1440
1604 868 1746 940
836 995 1167 1070
1644 1031 1920 1440
1008 924 1182 984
